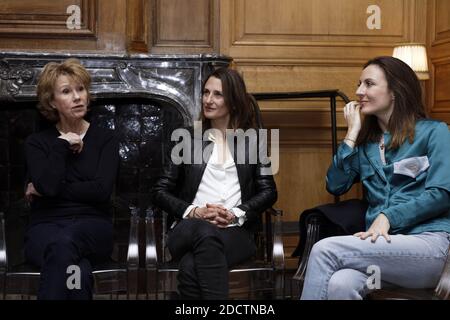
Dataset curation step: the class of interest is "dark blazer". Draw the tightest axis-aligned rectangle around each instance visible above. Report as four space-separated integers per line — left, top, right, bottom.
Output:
151 127 277 230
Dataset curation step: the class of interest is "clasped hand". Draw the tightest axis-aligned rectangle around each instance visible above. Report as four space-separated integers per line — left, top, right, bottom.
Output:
191 203 236 228
25 182 42 202
58 132 84 153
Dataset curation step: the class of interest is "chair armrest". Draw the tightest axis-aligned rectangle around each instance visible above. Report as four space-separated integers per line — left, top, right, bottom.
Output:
435 245 450 300
267 208 284 271
292 199 367 285
266 207 285 299
0 212 6 272
126 207 140 270
144 207 158 270
292 214 324 283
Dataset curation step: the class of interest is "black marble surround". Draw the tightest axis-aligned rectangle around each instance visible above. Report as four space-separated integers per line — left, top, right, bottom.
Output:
0 51 231 226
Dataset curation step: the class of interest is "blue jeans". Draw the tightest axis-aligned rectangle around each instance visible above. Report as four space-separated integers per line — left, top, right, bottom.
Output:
300 232 450 300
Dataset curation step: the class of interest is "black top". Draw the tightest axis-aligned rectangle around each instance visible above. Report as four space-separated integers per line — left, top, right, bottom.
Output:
25 124 119 224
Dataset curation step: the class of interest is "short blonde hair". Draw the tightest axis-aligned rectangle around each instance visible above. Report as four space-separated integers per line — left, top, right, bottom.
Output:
36 58 91 122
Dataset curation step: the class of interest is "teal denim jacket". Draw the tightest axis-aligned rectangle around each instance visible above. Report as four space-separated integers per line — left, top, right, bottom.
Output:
326 120 450 235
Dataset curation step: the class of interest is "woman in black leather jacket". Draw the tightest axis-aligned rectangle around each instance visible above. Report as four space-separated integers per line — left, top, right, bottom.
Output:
151 67 277 299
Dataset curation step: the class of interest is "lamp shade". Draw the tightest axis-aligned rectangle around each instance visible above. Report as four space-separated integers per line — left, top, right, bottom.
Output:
393 44 429 80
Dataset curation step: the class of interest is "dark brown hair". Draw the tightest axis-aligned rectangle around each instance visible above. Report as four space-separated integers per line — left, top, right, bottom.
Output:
356 56 427 149
201 68 256 130
36 58 91 122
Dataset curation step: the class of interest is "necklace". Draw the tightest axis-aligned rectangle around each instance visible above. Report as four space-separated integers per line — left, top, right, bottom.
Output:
379 135 386 165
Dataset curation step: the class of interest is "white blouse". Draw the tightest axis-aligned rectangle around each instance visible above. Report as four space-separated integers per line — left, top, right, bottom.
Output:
182 133 246 227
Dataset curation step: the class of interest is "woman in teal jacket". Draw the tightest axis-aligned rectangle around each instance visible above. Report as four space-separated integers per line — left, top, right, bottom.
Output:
301 56 450 300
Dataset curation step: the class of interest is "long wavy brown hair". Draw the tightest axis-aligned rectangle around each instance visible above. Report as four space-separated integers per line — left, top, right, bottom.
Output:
201 68 256 130
356 56 427 149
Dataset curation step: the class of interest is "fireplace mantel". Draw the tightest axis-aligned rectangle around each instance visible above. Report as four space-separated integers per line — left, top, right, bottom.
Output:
0 51 231 125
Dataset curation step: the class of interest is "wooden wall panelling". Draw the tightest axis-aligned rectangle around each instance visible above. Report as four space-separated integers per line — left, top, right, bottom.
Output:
127 0 149 52
238 64 362 97
96 0 127 52
239 0 404 39
433 0 450 43
272 146 361 221
0 0 128 52
412 0 428 44
0 0 96 38
273 144 361 268
221 0 413 60
149 0 219 53
433 58 450 108
427 0 450 124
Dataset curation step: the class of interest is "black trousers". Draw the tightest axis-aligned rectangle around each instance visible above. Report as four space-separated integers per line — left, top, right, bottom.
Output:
24 216 113 300
168 219 256 299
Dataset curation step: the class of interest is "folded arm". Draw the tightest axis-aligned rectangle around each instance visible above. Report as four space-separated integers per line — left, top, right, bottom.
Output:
58 135 119 203
25 135 71 197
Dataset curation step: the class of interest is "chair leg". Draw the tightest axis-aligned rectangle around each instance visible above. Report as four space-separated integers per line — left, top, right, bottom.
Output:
145 269 150 300
155 270 160 300
248 272 252 299
0 274 5 300
127 268 138 300
145 268 158 300
274 270 284 299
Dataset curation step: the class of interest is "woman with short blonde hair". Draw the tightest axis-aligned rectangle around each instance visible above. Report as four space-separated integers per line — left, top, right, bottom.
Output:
24 59 118 300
